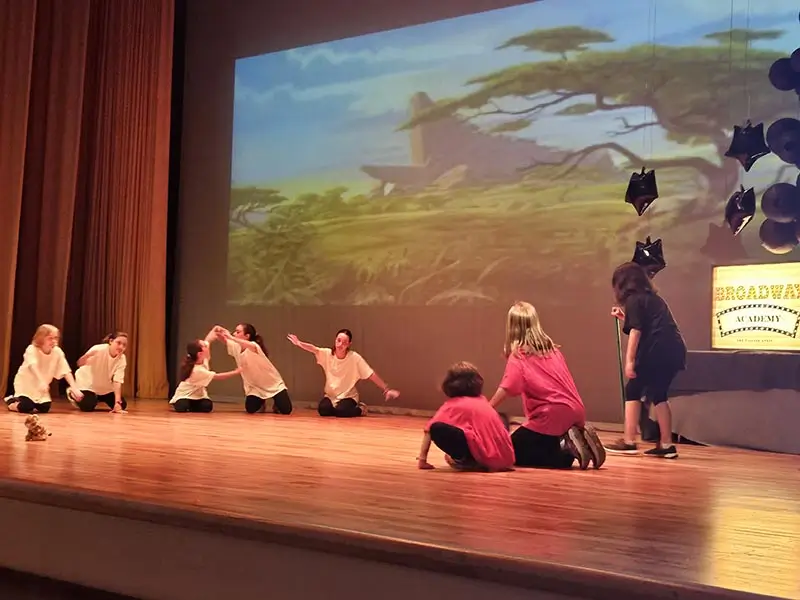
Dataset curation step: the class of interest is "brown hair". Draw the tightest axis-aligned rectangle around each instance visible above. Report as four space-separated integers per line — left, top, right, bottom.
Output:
611 262 655 306
238 323 268 357
441 361 484 398
103 331 128 343
179 340 204 381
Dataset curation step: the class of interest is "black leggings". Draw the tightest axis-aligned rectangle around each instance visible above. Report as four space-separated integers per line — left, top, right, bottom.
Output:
9 396 51 414
511 426 574 469
172 398 213 413
245 389 292 415
318 397 362 418
77 391 127 412
429 423 475 463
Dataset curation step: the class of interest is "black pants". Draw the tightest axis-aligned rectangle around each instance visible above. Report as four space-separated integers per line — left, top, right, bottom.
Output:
511 426 574 469
625 364 680 405
9 396 51 414
172 398 213 413
318 397 362 418
77 391 127 412
429 423 475 463
245 389 292 415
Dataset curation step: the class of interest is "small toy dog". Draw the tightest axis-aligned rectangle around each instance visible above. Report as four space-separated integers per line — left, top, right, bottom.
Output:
24 414 51 442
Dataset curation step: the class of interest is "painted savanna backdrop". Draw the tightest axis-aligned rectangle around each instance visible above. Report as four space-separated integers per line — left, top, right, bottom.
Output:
229 0 800 315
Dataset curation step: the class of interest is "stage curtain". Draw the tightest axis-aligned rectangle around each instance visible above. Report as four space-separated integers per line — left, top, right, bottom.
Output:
0 0 173 400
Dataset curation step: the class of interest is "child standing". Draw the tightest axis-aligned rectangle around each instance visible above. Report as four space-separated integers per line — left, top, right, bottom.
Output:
417 362 514 472
489 302 606 470
69 332 129 413
5 324 84 414
606 262 686 458
169 338 241 413
287 329 399 417
216 323 293 414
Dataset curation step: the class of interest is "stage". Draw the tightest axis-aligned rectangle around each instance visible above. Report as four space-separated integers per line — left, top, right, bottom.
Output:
0 402 798 600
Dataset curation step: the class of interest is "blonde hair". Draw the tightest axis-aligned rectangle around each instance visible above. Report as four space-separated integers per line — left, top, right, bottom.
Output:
504 302 557 358
32 324 60 347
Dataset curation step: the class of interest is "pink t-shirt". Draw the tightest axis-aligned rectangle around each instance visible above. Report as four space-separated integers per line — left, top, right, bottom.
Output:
500 349 586 436
427 396 515 471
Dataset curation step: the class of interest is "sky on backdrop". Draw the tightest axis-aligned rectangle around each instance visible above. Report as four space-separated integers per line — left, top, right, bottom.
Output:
231 0 800 187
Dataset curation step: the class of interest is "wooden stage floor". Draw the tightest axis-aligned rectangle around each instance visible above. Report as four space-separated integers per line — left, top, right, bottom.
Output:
1 400 799 599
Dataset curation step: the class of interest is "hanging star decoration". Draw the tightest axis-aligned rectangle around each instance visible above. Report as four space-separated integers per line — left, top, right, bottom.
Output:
631 236 666 277
724 185 756 236
625 167 659 216
724 121 771 171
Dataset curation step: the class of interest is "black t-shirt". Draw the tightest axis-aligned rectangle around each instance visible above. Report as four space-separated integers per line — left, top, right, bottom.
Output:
623 292 687 370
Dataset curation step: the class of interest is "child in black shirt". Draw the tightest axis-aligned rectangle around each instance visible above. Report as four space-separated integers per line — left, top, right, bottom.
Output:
606 262 686 458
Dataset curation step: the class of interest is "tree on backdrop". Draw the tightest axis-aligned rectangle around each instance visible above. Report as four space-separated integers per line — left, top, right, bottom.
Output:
400 26 795 219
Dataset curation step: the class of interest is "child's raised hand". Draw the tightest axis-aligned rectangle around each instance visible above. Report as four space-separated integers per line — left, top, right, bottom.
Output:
384 389 400 402
611 306 625 320
286 334 299 346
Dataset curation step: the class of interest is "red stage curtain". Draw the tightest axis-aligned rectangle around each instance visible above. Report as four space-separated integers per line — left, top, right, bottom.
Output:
0 0 173 399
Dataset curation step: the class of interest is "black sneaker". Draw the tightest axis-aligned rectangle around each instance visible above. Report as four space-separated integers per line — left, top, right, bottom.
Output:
581 424 607 469
644 445 678 459
563 426 591 470
605 438 638 455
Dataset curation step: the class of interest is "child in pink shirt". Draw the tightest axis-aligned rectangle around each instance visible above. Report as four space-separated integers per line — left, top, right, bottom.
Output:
489 301 606 470
417 362 515 472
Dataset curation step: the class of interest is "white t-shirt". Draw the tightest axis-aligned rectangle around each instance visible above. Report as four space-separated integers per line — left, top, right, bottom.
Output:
75 344 127 396
13 345 72 404
315 348 373 404
170 360 215 403
226 340 286 398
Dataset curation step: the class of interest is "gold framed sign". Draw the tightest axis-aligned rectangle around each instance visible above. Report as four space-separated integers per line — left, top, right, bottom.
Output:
712 263 800 351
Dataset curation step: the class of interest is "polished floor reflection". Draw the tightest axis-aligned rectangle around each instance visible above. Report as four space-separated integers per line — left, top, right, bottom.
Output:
1 401 798 599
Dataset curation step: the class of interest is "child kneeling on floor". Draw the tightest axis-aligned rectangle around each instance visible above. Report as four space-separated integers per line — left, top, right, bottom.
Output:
417 362 515 471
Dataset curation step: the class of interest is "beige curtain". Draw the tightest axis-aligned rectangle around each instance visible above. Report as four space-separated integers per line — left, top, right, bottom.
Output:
0 0 173 399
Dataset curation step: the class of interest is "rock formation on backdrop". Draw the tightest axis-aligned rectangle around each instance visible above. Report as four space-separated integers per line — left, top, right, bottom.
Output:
361 92 615 194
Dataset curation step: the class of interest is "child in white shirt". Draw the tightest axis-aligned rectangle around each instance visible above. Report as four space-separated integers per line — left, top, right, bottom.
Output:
287 328 399 417
69 331 128 413
169 336 241 413
5 324 83 414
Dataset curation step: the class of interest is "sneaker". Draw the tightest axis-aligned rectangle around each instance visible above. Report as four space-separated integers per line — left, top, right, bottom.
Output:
4 396 18 412
644 445 678 459
66 389 79 409
563 426 591 470
605 438 639 455
581 424 607 469
358 402 368 416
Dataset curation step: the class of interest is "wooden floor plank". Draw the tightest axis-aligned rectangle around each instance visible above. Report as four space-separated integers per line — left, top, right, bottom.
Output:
1 400 799 599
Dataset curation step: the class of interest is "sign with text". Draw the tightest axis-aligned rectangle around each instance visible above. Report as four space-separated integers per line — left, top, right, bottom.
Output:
712 263 800 351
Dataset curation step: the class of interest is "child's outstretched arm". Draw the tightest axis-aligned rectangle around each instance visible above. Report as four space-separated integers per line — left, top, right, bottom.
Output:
222 330 258 353
417 432 434 469
211 367 242 382
489 387 508 409
367 372 399 402
286 334 319 354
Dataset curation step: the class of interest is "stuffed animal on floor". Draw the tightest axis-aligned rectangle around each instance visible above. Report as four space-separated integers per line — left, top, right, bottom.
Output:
24 414 51 442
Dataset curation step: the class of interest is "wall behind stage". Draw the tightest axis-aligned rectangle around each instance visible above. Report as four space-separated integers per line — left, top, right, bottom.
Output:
177 0 800 422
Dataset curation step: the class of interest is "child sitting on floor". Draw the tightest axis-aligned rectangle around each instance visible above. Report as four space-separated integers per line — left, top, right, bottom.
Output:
417 362 515 472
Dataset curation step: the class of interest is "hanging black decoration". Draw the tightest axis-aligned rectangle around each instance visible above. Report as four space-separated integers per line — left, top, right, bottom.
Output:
761 182 800 223
724 185 756 236
766 118 800 166
724 121 771 171
760 219 798 255
631 236 666 277
625 168 658 216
